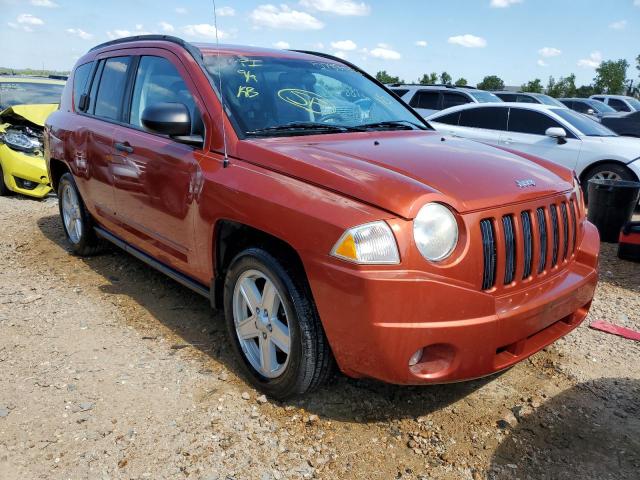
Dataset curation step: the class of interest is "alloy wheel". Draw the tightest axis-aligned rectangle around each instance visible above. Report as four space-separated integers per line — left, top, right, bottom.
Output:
232 269 291 378
591 171 622 181
61 182 83 244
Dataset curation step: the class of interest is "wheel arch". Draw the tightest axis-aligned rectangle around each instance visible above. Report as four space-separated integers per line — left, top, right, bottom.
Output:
211 219 310 310
48 158 71 193
578 159 639 184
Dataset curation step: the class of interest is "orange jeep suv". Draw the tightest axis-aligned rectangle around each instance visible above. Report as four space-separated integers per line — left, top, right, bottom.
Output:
45 36 599 399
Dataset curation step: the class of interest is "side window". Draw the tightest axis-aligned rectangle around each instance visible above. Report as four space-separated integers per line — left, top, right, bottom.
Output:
459 107 508 130
434 111 460 125
94 56 132 120
72 62 94 111
572 101 589 113
592 96 605 103
497 93 517 102
608 98 631 112
442 92 471 109
516 95 537 103
129 56 201 135
410 91 440 110
508 108 563 135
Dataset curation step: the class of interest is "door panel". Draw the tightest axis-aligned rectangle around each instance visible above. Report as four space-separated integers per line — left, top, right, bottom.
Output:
500 132 581 170
110 126 200 271
110 53 205 274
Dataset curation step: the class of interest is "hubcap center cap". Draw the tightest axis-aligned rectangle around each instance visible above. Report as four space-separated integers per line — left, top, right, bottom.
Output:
255 309 270 333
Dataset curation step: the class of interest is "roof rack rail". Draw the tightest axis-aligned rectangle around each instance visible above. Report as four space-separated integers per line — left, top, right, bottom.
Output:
88 34 199 55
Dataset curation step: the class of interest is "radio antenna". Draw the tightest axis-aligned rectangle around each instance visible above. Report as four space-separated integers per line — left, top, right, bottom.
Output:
212 0 229 167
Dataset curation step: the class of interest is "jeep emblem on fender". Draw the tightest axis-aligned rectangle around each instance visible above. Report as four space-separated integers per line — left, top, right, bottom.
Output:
516 179 536 188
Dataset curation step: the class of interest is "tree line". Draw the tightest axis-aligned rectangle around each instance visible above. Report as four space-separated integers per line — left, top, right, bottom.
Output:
376 55 640 98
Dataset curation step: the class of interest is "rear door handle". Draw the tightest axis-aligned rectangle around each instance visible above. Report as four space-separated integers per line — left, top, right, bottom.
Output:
115 142 134 154
503 137 513 145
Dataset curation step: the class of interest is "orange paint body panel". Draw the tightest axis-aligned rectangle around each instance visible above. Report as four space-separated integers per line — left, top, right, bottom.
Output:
45 39 599 386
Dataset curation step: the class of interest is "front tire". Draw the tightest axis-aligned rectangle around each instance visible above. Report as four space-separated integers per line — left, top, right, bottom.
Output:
581 162 637 203
223 248 333 399
58 173 105 256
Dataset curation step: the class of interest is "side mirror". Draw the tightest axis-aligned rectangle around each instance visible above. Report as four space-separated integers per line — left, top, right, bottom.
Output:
587 108 595 116
141 102 192 137
545 127 567 144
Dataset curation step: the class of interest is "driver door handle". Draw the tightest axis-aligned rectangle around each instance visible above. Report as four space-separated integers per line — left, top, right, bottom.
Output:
115 142 134 154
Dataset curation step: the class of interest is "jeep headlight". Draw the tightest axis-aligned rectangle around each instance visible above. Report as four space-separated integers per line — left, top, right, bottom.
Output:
1 131 38 153
331 221 400 264
413 203 458 262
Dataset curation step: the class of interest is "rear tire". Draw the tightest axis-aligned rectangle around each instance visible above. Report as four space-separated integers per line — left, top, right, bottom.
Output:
58 173 105 256
0 164 15 196
581 162 637 204
223 247 333 399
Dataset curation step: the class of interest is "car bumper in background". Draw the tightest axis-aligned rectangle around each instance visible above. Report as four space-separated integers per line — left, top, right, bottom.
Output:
0 145 51 198
307 221 600 385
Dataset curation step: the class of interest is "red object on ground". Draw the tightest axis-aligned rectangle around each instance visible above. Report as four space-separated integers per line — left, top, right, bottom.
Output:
590 320 640 341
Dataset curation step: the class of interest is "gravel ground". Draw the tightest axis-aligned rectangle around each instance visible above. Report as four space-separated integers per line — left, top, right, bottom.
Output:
0 195 638 480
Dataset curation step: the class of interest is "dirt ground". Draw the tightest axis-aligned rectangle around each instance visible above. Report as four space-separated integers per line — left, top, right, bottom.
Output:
0 194 638 480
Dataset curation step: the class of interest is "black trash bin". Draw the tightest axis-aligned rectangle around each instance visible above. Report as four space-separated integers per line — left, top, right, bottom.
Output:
587 179 640 243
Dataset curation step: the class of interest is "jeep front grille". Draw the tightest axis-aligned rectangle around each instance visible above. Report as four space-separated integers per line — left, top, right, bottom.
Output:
479 198 578 291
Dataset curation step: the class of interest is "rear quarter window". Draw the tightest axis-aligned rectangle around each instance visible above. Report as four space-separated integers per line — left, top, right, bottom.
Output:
72 62 94 111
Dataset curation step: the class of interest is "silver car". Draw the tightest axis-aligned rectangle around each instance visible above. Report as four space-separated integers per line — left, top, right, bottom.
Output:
590 94 640 113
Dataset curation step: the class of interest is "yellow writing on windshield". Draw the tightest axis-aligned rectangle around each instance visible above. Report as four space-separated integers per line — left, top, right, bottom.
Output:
277 89 336 115
237 70 257 83
237 86 259 98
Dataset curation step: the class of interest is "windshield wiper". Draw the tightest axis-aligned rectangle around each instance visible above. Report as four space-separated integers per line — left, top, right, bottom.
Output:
246 122 363 136
357 120 428 131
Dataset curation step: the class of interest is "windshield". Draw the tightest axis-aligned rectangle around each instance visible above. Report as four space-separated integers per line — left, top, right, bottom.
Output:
626 97 640 110
552 108 617 136
586 99 616 113
202 54 426 136
468 90 502 103
0 81 64 109
531 94 566 107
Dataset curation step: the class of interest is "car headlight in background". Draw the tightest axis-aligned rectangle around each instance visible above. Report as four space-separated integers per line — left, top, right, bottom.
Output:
413 203 459 262
331 221 400 264
1 131 40 153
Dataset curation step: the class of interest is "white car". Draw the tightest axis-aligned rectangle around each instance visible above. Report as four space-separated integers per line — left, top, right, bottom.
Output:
427 102 640 192
590 94 640 113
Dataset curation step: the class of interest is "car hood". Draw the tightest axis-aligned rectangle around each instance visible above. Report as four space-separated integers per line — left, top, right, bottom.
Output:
0 103 59 127
237 131 573 218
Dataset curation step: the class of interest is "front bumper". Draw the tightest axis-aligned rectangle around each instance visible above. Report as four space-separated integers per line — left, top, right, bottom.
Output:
307 221 599 385
0 144 51 198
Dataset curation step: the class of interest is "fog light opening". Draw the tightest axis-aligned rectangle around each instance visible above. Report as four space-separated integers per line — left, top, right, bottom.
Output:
408 348 424 367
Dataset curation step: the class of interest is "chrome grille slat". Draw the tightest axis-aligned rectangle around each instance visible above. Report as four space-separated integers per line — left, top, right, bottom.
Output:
560 202 570 261
550 204 559 267
479 196 576 291
536 207 547 273
569 199 577 253
480 219 497 290
502 215 516 284
521 211 533 279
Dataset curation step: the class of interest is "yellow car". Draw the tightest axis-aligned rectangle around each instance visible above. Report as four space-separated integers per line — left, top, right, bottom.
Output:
0 76 65 198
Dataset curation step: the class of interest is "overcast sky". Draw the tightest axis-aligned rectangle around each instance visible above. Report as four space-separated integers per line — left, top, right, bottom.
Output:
1 0 639 87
